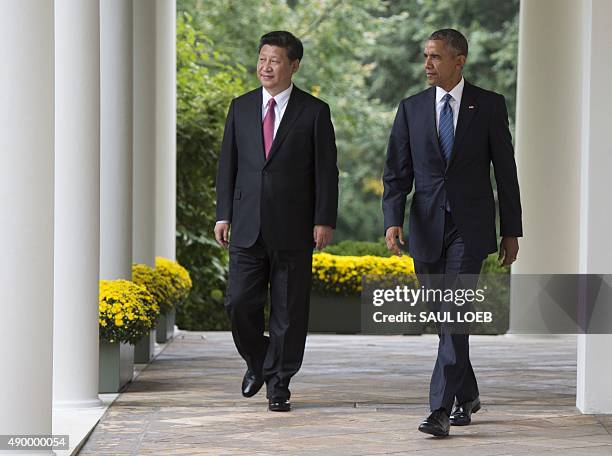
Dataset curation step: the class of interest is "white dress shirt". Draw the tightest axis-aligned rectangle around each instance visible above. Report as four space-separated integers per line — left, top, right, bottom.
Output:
216 84 294 225
262 83 293 137
435 76 464 134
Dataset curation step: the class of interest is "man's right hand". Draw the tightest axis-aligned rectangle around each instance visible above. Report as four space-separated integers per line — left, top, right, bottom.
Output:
385 226 405 256
214 222 230 248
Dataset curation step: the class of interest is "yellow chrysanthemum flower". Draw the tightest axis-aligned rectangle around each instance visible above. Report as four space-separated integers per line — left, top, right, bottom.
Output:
131 258 192 314
99 279 159 344
311 252 415 295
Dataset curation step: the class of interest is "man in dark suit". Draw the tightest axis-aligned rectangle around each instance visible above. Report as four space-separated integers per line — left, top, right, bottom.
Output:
382 29 522 436
214 31 339 412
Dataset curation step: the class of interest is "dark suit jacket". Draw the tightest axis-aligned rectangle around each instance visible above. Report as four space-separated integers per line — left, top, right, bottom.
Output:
382 81 522 262
216 85 339 250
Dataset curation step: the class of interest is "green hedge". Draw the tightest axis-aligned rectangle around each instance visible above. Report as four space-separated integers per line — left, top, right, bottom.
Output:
175 14 245 332
323 239 392 257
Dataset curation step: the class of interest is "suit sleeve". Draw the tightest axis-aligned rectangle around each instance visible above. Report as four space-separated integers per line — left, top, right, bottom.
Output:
489 94 523 237
215 99 237 223
313 103 339 228
382 100 414 233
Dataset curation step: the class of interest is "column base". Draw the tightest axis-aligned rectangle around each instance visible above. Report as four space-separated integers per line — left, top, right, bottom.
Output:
53 398 104 409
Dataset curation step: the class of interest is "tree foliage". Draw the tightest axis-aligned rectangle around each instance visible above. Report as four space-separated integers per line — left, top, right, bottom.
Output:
367 0 519 124
175 13 246 329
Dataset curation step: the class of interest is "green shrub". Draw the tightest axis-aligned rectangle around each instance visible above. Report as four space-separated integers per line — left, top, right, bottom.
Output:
323 239 392 257
482 252 511 274
175 13 246 331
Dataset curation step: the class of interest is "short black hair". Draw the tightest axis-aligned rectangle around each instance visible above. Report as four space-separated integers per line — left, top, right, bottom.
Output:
428 28 468 57
258 31 303 62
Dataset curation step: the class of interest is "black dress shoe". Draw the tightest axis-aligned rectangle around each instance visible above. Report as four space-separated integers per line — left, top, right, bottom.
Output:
418 409 450 437
241 370 264 398
268 399 291 412
450 397 481 426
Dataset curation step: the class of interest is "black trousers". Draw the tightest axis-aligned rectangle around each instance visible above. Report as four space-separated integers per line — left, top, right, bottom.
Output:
225 233 313 401
413 211 483 414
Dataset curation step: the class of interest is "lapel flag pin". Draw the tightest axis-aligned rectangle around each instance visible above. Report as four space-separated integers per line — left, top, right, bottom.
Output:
468 105 475 109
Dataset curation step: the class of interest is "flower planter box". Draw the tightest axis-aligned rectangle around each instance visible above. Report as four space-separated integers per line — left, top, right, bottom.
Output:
308 294 362 334
156 307 176 343
308 292 425 335
99 340 134 393
134 328 156 363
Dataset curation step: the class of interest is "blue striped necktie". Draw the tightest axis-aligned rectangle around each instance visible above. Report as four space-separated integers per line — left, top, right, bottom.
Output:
439 93 454 165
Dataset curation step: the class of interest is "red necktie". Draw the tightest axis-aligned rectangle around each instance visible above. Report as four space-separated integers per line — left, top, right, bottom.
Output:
263 98 276 159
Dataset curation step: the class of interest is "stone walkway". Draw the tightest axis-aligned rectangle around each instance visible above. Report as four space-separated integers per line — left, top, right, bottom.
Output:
79 332 612 455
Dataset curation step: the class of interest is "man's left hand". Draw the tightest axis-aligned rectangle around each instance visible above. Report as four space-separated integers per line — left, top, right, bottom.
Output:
314 225 333 251
499 236 519 266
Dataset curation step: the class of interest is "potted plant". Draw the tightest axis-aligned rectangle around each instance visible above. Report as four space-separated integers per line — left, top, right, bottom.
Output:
132 263 166 361
153 256 193 342
98 279 159 392
310 240 417 334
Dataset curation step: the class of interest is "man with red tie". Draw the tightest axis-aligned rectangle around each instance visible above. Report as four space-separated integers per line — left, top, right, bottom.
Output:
214 31 339 412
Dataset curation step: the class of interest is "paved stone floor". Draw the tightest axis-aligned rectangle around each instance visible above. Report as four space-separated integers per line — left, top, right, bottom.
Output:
79 332 612 455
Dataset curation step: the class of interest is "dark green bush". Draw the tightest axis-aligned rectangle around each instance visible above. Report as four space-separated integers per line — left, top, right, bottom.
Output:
323 239 392 257
175 13 246 331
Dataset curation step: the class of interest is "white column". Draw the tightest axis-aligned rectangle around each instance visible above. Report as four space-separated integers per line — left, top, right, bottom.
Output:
513 0 583 276
133 0 156 267
0 0 55 436
514 0 612 413
133 0 177 265
576 0 612 414
101 0 134 280
53 0 102 409
155 0 177 261
133 0 159 360
510 0 584 332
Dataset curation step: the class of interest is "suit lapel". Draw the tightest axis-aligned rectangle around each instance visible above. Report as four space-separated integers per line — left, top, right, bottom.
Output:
263 85 305 168
425 86 446 168
447 81 478 170
249 88 266 166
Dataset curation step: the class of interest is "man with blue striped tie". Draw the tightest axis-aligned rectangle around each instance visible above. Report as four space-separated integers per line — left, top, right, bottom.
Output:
382 28 523 436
